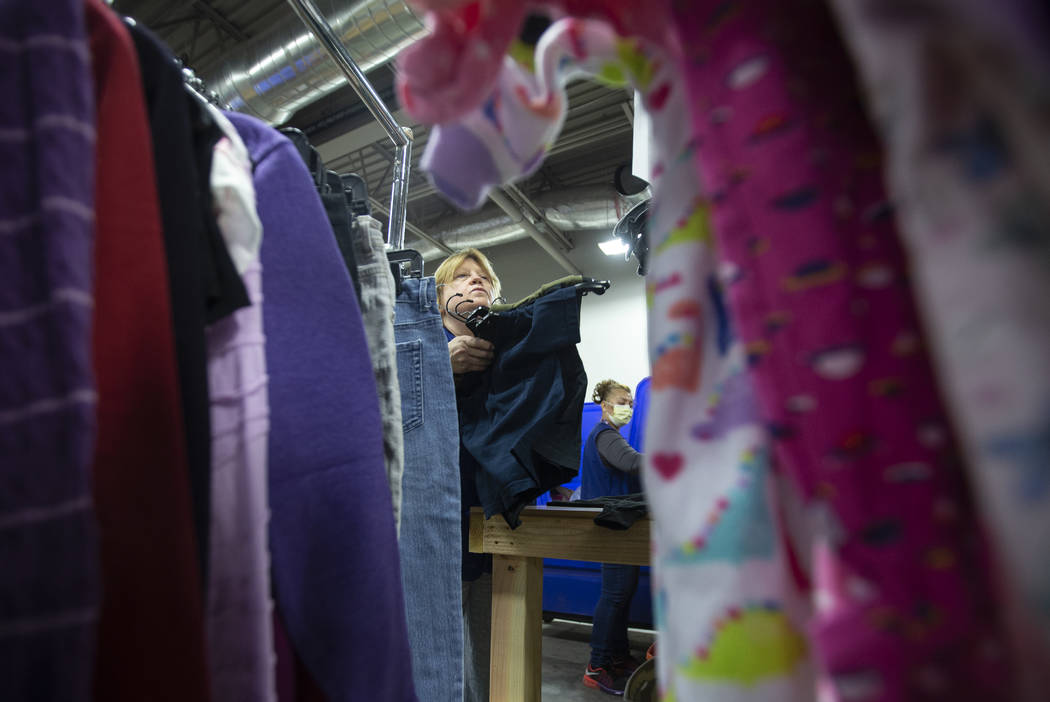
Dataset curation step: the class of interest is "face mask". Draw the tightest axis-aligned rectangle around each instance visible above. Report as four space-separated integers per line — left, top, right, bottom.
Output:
609 404 633 426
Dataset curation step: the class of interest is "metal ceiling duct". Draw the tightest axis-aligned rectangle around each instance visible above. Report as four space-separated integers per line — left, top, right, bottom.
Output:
540 185 648 231
204 0 426 124
417 186 636 261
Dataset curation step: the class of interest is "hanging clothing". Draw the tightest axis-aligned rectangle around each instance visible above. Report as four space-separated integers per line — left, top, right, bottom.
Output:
202 106 275 702
226 111 416 702
396 0 676 126
672 1 1014 698
626 26 817 698
351 215 405 532
828 2 1050 696
272 610 327 702
456 280 588 527
398 14 812 701
445 325 490 584
204 260 274 702
126 16 246 584
205 104 263 275
457 443 492 582
0 0 100 699
320 173 363 301
86 1 212 700
395 276 464 702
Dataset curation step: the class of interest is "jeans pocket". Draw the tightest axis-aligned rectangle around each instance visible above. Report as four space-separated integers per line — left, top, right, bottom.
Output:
396 338 424 433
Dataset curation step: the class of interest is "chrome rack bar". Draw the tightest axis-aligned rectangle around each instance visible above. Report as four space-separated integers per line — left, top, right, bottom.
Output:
285 0 413 250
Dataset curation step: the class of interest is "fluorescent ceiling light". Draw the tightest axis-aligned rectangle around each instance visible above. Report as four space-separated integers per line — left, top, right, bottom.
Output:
598 238 629 256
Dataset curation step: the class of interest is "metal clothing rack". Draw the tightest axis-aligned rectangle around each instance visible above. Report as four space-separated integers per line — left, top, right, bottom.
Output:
285 0 414 251
179 64 231 111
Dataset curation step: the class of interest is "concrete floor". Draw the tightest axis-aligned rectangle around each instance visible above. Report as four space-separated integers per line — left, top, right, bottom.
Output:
541 620 654 701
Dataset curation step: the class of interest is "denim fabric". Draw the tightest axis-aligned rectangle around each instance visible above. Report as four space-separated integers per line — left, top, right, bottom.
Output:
352 216 404 532
590 564 641 667
395 276 464 702
457 284 586 527
462 572 492 702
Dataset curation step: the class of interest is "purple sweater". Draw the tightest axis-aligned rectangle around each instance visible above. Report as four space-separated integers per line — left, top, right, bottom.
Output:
226 112 417 702
0 2 100 700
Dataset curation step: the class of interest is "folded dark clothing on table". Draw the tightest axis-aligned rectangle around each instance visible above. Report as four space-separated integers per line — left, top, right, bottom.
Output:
548 492 648 530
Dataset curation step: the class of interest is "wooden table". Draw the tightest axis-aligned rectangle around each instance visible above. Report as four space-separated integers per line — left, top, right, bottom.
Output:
468 505 651 702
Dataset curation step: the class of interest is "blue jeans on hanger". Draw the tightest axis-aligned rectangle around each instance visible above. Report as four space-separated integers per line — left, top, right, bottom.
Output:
395 276 464 702
590 564 641 667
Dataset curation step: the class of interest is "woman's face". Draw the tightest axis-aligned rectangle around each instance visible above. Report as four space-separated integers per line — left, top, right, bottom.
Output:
442 259 495 317
602 388 633 423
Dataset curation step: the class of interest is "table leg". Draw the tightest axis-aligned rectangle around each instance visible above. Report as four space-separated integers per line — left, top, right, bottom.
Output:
489 554 543 702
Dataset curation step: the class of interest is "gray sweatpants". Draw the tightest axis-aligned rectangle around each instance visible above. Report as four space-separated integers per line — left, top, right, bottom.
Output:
350 215 404 531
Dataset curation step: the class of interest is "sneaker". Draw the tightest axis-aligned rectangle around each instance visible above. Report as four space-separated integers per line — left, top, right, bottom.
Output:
611 652 643 677
583 664 628 695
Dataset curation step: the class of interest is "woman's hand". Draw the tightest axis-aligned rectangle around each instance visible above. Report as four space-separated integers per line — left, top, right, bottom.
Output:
448 335 495 374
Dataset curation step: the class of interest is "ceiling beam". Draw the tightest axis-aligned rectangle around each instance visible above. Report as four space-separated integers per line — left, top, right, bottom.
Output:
487 189 580 275
314 109 414 163
369 198 455 256
152 14 200 31
370 140 430 195
191 0 249 41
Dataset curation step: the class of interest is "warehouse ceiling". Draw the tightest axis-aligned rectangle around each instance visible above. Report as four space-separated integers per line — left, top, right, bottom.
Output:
111 0 639 264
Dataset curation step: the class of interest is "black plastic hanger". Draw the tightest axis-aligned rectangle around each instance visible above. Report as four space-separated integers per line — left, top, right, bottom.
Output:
279 128 326 192
339 172 371 217
387 248 423 290
442 292 509 341
324 170 343 195
576 278 611 296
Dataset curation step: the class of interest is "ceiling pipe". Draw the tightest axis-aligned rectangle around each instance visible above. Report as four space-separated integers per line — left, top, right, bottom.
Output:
204 0 426 125
285 0 414 249
502 183 574 251
487 189 581 276
542 185 646 230
407 185 634 261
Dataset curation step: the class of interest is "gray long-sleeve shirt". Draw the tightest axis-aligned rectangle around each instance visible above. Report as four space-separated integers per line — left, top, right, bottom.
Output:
596 429 643 474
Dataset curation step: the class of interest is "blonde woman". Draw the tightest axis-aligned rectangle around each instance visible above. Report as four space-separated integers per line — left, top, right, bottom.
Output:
434 247 499 375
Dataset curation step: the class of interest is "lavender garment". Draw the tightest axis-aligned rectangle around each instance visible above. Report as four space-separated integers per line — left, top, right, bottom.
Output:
0 2 100 700
204 117 273 702
205 259 274 701
227 111 417 702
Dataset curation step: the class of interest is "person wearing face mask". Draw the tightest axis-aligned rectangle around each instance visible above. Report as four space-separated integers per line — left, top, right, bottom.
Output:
580 379 643 695
433 247 501 702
